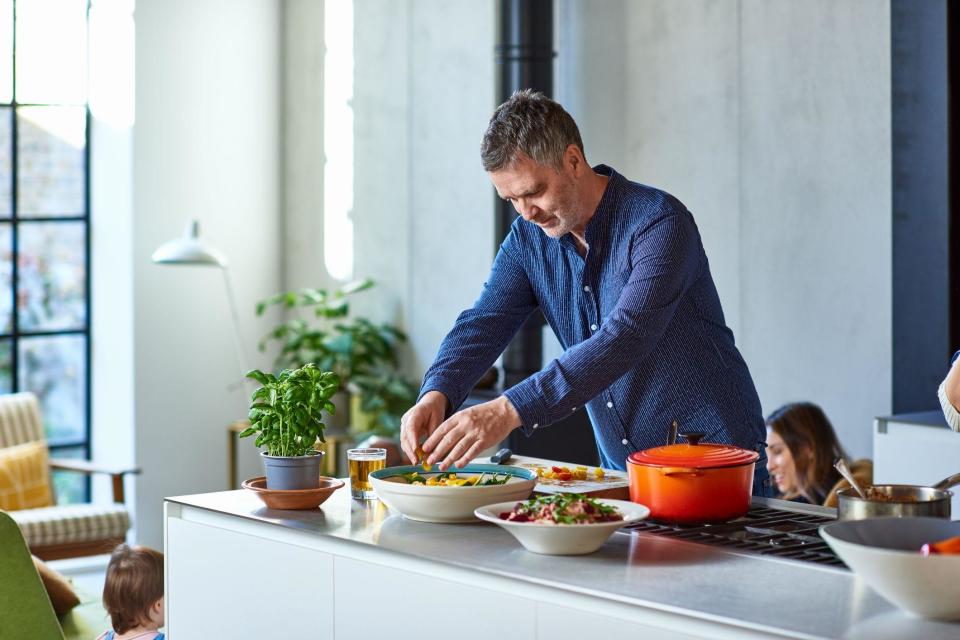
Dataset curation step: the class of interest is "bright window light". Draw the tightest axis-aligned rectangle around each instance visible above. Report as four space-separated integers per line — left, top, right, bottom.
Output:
89 0 135 129
323 0 354 282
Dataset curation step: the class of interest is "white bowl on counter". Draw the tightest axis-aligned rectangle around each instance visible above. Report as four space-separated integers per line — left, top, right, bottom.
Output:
474 498 649 555
820 517 960 621
369 464 537 523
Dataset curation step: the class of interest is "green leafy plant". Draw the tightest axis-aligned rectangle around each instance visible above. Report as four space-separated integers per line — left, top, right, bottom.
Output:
255 278 416 437
238 364 341 457
351 371 419 435
257 278 386 380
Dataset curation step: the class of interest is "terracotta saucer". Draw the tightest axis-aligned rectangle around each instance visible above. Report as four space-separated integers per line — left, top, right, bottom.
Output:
242 476 344 510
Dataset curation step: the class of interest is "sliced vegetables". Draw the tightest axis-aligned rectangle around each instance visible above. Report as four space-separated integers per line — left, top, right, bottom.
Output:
395 471 510 486
499 493 623 524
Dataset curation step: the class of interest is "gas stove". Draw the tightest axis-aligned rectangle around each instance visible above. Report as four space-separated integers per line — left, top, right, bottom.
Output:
619 497 847 569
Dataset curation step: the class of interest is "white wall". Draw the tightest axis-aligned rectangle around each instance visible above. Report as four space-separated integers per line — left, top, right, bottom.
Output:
558 0 891 457
133 0 282 548
283 0 495 376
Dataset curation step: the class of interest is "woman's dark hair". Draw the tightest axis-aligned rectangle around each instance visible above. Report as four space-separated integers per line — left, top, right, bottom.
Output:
102 544 164 634
765 402 848 503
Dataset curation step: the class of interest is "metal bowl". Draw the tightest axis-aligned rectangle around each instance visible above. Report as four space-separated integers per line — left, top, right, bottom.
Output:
836 472 960 521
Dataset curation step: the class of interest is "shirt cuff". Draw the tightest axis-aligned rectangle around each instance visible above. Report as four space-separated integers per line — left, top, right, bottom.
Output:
503 384 549 437
938 380 960 432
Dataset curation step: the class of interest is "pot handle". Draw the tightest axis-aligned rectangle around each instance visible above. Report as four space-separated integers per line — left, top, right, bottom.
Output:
659 467 704 478
932 472 960 491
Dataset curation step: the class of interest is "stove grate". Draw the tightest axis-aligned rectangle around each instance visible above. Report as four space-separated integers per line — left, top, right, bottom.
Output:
620 507 847 569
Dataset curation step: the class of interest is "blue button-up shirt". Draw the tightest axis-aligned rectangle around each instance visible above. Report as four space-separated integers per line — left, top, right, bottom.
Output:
421 166 767 470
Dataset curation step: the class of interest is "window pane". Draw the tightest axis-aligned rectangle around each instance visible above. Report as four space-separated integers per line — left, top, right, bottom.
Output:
50 445 86 504
17 221 85 331
15 0 87 105
0 107 9 217
0 222 9 333
0 1 10 104
18 334 85 442
16 106 85 216
0 338 10 393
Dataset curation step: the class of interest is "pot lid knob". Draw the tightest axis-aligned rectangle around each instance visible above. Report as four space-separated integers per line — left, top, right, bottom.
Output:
684 432 705 446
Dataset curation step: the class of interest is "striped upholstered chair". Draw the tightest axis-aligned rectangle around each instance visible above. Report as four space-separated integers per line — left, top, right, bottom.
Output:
0 392 139 560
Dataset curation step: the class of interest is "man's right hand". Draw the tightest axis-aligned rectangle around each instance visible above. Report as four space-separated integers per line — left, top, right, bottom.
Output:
400 391 449 464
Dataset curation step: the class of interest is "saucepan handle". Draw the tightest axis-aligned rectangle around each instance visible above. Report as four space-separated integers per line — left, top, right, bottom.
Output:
932 472 960 491
659 467 703 478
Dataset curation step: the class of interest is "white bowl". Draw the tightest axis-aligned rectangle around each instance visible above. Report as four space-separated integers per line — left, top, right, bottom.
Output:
820 517 960 620
474 498 650 555
369 464 537 523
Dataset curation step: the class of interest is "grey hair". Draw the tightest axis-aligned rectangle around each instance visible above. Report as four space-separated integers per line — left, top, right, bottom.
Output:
480 89 584 172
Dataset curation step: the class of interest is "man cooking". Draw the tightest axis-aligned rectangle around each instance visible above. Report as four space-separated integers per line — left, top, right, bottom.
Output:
400 90 771 496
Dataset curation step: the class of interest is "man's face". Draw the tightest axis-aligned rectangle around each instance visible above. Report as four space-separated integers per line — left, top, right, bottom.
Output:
489 152 582 239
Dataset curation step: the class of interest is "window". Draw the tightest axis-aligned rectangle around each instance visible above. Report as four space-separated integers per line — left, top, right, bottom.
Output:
0 0 91 503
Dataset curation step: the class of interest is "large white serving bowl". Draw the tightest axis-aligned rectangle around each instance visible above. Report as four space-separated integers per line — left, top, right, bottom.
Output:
820 517 960 620
474 499 650 555
369 464 537 523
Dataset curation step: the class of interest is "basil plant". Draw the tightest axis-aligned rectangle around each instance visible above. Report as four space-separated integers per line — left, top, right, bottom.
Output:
239 363 341 457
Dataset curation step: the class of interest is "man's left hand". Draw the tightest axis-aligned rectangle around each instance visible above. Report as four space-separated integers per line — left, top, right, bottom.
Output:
422 396 523 470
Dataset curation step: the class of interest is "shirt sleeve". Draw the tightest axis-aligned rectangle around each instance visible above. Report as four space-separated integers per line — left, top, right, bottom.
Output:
504 209 701 433
419 223 538 413
939 360 960 433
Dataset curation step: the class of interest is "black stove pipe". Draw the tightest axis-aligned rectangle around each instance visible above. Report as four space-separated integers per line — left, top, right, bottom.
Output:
494 0 554 390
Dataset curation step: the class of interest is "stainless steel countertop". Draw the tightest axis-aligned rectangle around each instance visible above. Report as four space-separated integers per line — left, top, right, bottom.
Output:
166 489 960 639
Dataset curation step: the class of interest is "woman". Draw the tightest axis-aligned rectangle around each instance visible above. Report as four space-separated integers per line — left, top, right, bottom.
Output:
765 402 871 506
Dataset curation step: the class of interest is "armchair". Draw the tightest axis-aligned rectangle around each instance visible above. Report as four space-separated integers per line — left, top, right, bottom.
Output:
0 392 139 560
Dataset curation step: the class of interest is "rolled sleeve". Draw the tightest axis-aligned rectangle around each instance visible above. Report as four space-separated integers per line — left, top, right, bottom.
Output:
939 380 960 432
418 223 538 412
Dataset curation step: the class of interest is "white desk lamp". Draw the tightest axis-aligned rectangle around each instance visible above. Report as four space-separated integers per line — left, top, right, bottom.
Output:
151 220 252 385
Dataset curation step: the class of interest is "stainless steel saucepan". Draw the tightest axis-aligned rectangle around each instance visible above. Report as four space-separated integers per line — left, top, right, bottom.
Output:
837 472 960 520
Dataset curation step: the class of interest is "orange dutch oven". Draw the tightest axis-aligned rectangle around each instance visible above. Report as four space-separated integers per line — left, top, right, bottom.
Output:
627 432 759 524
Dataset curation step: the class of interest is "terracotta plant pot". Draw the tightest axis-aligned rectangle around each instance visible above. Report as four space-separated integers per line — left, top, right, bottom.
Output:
242 476 344 510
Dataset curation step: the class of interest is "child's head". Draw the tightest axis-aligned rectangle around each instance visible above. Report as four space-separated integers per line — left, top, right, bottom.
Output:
102 544 165 633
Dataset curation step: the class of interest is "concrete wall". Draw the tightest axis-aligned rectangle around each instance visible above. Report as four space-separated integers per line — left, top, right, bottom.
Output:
133 0 282 547
558 0 891 457
283 0 495 375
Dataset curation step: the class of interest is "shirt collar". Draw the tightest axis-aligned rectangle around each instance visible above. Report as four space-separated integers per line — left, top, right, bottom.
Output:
559 164 621 251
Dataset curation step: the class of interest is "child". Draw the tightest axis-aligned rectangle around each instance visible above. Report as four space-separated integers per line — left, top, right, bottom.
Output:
96 544 165 640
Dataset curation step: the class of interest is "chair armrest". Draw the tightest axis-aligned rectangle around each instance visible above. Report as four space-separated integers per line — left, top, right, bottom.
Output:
48 459 141 504
48 459 141 477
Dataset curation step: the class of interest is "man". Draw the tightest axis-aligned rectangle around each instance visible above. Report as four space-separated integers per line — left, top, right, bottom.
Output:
401 90 770 495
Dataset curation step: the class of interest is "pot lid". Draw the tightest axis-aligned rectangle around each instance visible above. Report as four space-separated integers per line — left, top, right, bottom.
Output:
628 432 759 468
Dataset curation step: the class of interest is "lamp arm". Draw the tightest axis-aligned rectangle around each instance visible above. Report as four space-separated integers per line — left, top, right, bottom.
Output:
221 266 253 382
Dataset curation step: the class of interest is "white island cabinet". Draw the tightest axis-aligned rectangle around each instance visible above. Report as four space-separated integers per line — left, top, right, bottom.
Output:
165 490 960 640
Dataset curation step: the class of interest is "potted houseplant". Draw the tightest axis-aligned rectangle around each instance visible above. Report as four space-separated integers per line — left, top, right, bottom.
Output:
238 363 340 490
256 279 415 435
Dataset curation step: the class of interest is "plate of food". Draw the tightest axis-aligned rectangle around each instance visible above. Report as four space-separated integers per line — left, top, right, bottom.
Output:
474 494 649 555
368 464 537 523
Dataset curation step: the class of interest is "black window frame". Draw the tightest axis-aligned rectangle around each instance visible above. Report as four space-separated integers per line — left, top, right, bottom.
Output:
1 0 92 500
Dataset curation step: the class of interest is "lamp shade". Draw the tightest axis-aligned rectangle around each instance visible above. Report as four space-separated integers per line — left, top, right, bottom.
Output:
151 220 226 267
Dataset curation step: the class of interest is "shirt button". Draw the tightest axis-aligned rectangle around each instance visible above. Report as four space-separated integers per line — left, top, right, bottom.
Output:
532 423 539 429
583 285 591 292
590 324 598 331
621 438 629 446
606 401 613 408
571 407 576 412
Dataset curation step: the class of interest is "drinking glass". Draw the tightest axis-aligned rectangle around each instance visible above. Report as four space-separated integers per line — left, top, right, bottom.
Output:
348 448 386 499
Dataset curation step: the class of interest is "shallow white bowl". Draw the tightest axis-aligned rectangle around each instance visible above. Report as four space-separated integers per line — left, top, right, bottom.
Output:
820 517 960 620
369 464 537 523
474 499 650 555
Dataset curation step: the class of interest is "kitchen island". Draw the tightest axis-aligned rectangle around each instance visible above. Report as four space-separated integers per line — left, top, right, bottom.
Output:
164 488 957 639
